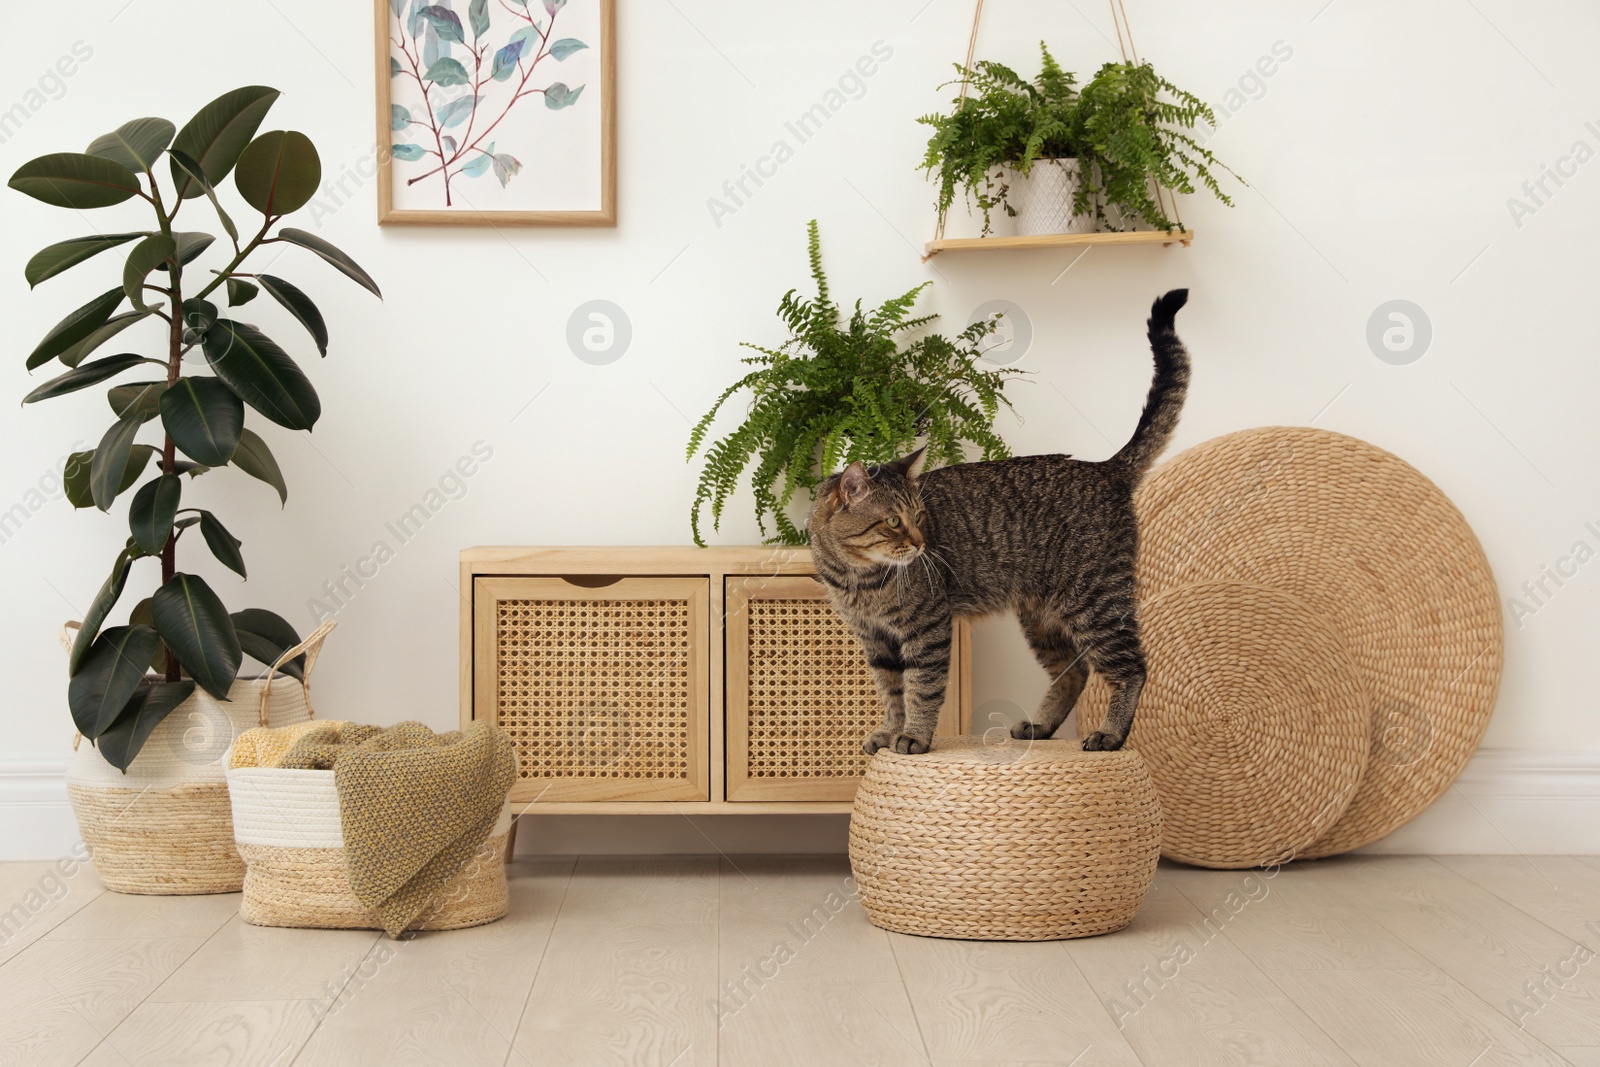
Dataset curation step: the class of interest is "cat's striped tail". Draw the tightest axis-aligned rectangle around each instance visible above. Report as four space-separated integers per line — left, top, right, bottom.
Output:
1112 288 1191 474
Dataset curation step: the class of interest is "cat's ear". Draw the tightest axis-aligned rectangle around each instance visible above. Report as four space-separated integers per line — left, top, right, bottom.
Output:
837 461 871 505
889 446 928 482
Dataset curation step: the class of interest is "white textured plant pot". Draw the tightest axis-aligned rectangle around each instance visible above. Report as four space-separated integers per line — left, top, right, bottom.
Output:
1006 158 1096 237
64 623 332 895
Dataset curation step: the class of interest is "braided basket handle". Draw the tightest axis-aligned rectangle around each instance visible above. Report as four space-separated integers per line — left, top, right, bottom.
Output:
258 620 337 727
62 622 83 749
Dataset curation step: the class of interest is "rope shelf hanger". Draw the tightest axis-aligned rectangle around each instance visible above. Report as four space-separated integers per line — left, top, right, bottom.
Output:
924 0 1193 259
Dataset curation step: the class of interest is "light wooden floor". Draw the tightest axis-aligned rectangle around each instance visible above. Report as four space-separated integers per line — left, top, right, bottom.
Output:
1 853 1598 1066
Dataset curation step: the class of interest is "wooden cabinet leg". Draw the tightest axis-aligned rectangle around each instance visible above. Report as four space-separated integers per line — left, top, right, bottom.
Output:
504 818 519 864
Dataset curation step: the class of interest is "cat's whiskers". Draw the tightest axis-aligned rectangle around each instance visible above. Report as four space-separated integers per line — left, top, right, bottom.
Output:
924 545 957 580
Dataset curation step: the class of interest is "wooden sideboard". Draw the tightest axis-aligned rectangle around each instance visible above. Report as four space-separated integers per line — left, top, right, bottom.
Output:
460 547 972 814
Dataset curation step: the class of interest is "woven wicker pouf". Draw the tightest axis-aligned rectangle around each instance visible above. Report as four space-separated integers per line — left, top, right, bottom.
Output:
848 737 1161 941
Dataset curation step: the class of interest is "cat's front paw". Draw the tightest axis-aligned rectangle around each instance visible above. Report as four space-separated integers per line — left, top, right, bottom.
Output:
891 734 931 755
863 729 896 755
1081 730 1126 752
1011 722 1055 740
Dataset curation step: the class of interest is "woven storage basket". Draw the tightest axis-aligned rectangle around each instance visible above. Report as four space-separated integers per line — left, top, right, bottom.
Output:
1128 427 1503 857
225 766 511 932
849 736 1161 940
64 622 334 895
1078 583 1370 868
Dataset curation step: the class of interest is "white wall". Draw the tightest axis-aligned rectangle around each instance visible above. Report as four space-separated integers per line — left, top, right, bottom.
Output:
3 0 1597 858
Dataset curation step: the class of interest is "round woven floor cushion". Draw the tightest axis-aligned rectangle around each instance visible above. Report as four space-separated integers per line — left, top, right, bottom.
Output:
1079 582 1370 868
848 737 1161 940
1128 427 1503 857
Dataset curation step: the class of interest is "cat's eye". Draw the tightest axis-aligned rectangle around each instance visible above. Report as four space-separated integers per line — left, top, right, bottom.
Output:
885 515 901 528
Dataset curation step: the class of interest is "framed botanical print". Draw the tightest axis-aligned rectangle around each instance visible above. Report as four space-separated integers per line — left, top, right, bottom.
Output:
374 0 615 225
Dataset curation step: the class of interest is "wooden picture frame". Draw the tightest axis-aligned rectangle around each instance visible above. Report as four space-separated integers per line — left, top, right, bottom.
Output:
374 0 616 226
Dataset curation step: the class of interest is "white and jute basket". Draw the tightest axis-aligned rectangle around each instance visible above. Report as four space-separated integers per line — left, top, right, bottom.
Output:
64 621 335 895
225 767 512 932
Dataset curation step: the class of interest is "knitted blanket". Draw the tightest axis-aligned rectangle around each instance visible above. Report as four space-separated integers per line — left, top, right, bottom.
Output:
231 720 516 937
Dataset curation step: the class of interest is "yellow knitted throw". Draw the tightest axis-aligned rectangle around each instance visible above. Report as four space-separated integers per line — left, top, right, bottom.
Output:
229 719 331 770
231 720 516 937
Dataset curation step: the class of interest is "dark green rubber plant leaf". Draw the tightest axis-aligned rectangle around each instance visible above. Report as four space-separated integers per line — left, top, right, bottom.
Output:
108 381 166 423
128 474 182 555
230 428 287 504
97 679 197 771
87 118 176 173
26 288 124 369
64 445 154 510
127 597 168 671
9 152 142 209
151 232 216 273
201 319 320 430
68 549 135 675
231 608 304 680
23 353 149 404
258 275 328 356
122 234 175 311
276 228 381 297
198 511 246 578
59 310 152 369
169 86 281 200
68 624 162 738
181 297 218 341
89 410 148 511
226 278 258 306
24 236 145 289
160 376 244 466
150 572 241 700
167 148 239 243
235 130 321 216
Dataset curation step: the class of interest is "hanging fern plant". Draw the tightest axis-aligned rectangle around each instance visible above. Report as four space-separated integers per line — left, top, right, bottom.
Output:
920 42 1241 234
688 221 1021 546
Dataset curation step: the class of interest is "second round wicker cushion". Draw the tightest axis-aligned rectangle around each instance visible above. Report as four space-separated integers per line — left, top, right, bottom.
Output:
849 737 1161 940
1079 582 1370 868
1131 427 1503 857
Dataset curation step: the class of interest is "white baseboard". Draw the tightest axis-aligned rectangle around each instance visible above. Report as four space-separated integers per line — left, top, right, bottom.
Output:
0 758 79 861
3 750 1596 861
1355 749 1600 856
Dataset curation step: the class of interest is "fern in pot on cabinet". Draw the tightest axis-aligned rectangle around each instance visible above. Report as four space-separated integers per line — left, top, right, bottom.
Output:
687 220 1020 546
10 87 380 894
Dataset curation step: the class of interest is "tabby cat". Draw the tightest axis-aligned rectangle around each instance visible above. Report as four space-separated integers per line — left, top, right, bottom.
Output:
807 289 1191 755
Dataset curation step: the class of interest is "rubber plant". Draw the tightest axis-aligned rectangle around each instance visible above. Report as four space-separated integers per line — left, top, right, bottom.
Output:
10 86 381 770
688 220 1019 546
919 42 1240 234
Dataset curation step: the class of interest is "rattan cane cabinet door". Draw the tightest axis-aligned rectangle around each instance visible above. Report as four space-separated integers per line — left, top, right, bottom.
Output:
473 576 709 803
725 575 960 802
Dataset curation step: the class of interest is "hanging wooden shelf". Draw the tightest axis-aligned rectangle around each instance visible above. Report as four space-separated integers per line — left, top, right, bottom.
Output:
922 229 1193 260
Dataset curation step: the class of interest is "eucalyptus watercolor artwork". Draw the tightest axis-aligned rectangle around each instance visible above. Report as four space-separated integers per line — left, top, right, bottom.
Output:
379 0 614 224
